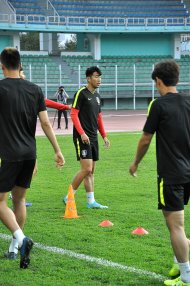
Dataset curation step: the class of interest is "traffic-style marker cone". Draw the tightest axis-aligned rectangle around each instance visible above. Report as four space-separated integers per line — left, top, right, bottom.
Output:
99 220 113 227
131 227 149 235
63 185 79 219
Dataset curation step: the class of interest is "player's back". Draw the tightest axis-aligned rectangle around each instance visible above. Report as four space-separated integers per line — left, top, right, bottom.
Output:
156 92 190 183
0 78 46 161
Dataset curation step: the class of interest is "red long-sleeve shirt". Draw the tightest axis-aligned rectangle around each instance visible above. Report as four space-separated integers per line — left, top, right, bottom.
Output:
45 99 70 110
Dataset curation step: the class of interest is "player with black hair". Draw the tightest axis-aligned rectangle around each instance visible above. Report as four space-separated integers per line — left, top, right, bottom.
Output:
63 66 110 209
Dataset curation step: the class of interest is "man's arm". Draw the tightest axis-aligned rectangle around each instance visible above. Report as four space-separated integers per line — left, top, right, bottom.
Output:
38 110 65 167
45 99 71 110
70 108 90 144
54 91 59 99
129 132 153 176
63 90 69 98
97 112 110 148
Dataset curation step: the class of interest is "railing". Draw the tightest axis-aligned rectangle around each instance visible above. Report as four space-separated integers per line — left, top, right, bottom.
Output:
47 0 59 17
4 0 16 13
0 13 190 28
16 64 190 110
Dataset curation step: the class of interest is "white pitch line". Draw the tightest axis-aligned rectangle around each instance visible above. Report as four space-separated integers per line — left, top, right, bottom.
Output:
0 233 166 282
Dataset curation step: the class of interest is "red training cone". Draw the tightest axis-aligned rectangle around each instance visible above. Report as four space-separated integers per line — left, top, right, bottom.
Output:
131 227 149 235
99 220 114 227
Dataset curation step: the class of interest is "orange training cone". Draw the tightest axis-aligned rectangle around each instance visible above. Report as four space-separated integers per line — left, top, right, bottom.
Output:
63 185 79 219
131 227 149 235
99 220 114 227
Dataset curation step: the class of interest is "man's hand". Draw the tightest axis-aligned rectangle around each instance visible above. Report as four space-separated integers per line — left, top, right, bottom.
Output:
55 151 65 168
129 163 138 177
81 133 90 144
103 137 110 148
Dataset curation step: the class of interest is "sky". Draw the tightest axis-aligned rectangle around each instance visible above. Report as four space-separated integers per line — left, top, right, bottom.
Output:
58 33 72 47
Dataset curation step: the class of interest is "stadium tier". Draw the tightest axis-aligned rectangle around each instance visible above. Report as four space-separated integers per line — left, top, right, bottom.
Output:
8 0 44 15
0 1 190 109
50 0 188 18
7 0 189 18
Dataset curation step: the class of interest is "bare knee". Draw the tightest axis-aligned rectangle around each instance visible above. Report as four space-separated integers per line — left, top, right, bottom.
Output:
83 168 93 178
164 210 184 234
12 193 26 207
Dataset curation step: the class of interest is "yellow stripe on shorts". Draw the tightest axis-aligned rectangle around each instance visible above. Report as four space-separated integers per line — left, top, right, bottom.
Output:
160 178 165 206
73 87 85 108
76 139 80 158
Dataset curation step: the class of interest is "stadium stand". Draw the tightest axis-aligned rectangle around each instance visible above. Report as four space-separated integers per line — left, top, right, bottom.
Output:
0 0 189 109
8 0 44 15
50 0 188 18
7 0 189 18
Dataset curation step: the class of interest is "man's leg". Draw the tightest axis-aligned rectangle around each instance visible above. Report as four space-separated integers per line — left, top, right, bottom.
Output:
0 191 33 268
163 210 190 283
63 159 93 204
83 161 95 193
63 110 68 129
6 186 27 258
72 159 93 191
57 110 62 129
83 161 108 209
12 186 27 228
0 192 19 233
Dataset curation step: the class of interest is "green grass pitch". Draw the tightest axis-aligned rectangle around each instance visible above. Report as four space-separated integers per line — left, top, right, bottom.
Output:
1 132 190 286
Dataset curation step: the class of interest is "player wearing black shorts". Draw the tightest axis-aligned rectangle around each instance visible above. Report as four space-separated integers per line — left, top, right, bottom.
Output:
0 48 64 268
129 60 190 286
63 66 110 209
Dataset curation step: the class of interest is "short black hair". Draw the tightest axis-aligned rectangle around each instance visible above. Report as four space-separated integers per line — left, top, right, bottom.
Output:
59 86 64 89
0 47 21 70
86 66 102 77
152 60 179 86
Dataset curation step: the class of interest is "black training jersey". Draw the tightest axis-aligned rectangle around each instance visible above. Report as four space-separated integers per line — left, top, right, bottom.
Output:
0 78 46 161
72 87 101 141
143 92 190 184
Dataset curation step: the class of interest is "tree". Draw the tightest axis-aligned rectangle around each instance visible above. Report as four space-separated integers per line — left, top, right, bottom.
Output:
20 32 40 51
62 34 77 51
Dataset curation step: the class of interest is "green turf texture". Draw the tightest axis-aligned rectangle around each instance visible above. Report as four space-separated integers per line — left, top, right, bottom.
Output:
1 132 189 286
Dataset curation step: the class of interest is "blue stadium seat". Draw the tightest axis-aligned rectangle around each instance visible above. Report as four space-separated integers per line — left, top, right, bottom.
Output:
50 0 188 18
9 0 188 19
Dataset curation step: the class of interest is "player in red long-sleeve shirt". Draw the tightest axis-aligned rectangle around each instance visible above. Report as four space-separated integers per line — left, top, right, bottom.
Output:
63 66 110 209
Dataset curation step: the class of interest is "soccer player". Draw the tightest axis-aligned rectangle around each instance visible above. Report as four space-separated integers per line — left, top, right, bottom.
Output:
0 47 65 268
63 66 110 208
129 60 190 286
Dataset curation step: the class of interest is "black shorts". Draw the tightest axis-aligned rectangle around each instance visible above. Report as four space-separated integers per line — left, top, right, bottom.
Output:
74 138 99 161
0 159 36 193
157 176 190 211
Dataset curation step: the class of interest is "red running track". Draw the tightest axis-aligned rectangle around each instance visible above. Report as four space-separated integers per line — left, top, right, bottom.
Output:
35 110 147 136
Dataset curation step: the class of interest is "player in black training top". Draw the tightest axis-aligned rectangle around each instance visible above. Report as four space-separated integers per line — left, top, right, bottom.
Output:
63 66 110 209
129 60 190 286
0 47 64 268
